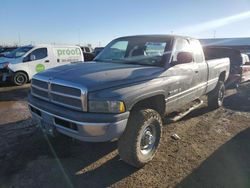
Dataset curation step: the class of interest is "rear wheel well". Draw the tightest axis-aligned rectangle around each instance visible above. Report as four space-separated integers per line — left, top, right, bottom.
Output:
130 95 165 117
219 71 226 82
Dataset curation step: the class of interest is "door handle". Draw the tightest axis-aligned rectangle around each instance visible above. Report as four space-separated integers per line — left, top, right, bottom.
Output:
45 60 50 63
195 70 199 73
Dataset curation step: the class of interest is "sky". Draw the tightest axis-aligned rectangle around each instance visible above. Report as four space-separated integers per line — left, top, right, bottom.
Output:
1 0 250 47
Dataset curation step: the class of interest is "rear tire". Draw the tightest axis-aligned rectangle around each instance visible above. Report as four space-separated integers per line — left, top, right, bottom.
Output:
13 72 28 86
208 81 225 109
118 109 162 168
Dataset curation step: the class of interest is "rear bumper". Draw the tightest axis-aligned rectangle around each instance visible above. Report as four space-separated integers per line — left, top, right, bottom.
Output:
28 95 129 142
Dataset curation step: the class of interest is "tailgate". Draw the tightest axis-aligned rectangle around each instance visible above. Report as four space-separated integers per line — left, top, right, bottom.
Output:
241 64 250 83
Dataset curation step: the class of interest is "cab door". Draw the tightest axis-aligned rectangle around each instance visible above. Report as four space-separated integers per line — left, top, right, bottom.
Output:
165 38 199 111
24 47 52 78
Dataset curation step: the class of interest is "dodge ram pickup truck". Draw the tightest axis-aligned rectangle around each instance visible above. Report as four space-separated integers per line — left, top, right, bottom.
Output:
28 35 230 168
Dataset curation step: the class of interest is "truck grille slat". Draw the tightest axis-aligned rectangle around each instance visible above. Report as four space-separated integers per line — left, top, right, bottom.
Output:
51 84 81 96
31 78 86 111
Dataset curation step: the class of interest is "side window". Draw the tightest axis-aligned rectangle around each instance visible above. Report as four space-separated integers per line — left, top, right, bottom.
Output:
30 48 48 61
172 39 192 62
190 40 205 63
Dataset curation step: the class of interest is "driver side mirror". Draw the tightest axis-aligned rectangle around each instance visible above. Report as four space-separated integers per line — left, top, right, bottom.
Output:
30 54 36 61
177 52 193 64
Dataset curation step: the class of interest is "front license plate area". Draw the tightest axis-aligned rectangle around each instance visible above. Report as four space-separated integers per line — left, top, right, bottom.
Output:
39 120 56 136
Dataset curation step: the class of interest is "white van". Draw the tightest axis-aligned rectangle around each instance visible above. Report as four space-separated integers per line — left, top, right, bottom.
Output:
0 44 84 85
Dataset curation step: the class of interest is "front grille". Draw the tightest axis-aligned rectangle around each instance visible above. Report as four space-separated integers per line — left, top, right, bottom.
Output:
51 84 81 96
31 78 86 111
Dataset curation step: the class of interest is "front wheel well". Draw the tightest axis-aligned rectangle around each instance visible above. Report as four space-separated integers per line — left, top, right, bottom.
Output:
13 71 29 81
130 95 165 117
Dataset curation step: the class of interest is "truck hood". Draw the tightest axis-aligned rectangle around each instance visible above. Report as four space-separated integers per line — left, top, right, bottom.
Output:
35 61 165 91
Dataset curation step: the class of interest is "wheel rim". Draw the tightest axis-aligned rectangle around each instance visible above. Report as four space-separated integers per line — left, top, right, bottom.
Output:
15 74 25 84
140 125 156 155
218 86 225 106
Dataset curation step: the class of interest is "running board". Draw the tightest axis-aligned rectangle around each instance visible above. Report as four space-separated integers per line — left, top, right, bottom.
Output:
169 99 204 122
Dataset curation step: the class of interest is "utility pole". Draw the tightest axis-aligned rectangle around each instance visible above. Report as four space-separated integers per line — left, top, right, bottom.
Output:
18 33 21 46
213 30 216 38
78 28 81 45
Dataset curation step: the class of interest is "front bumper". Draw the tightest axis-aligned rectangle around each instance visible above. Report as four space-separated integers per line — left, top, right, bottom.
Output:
28 95 129 142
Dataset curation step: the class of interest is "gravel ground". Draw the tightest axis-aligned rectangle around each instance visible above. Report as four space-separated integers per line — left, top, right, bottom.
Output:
0 84 250 188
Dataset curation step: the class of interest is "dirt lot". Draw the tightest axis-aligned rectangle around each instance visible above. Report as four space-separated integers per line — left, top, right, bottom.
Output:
0 84 250 188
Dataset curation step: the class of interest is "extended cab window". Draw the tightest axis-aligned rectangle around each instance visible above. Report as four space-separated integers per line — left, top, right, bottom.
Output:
172 39 192 62
190 40 205 63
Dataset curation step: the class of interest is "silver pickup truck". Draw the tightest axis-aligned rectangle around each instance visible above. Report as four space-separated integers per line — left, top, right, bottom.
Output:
28 35 230 168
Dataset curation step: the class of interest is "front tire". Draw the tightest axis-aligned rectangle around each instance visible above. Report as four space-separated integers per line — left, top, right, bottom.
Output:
13 72 28 86
208 81 225 109
118 109 162 168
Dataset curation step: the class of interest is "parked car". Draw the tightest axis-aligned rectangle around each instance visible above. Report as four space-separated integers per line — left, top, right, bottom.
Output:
79 46 95 61
0 44 84 85
237 81 250 99
28 35 230 168
80 46 93 53
93 47 104 57
203 47 250 87
237 54 250 97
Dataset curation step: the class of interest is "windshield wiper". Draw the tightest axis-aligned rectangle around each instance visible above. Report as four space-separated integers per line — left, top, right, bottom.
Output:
94 58 125 62
94 58 156 66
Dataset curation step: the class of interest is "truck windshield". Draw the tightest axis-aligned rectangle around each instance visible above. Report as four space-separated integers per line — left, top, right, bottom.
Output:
95 37 171 66
4 46 33 58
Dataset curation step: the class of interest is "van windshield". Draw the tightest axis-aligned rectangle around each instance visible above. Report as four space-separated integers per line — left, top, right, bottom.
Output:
5 46 33 58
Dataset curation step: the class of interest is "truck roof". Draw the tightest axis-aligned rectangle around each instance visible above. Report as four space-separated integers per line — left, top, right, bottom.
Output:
116 34 196 41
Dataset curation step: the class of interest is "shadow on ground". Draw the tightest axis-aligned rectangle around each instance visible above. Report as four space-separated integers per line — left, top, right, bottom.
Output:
177 127 250 188
0 83 30 101
1 128 137 188
224 94 250 112
175 93 250 123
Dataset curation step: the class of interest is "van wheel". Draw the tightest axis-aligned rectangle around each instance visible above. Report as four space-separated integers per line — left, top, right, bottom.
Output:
118 109 162 168
13 72 28 86
208 81 225 109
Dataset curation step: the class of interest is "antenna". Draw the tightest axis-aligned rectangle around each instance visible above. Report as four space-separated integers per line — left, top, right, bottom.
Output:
18 33 21 45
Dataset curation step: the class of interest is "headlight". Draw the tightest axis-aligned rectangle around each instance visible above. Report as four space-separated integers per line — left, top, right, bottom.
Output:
88 100 126 113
